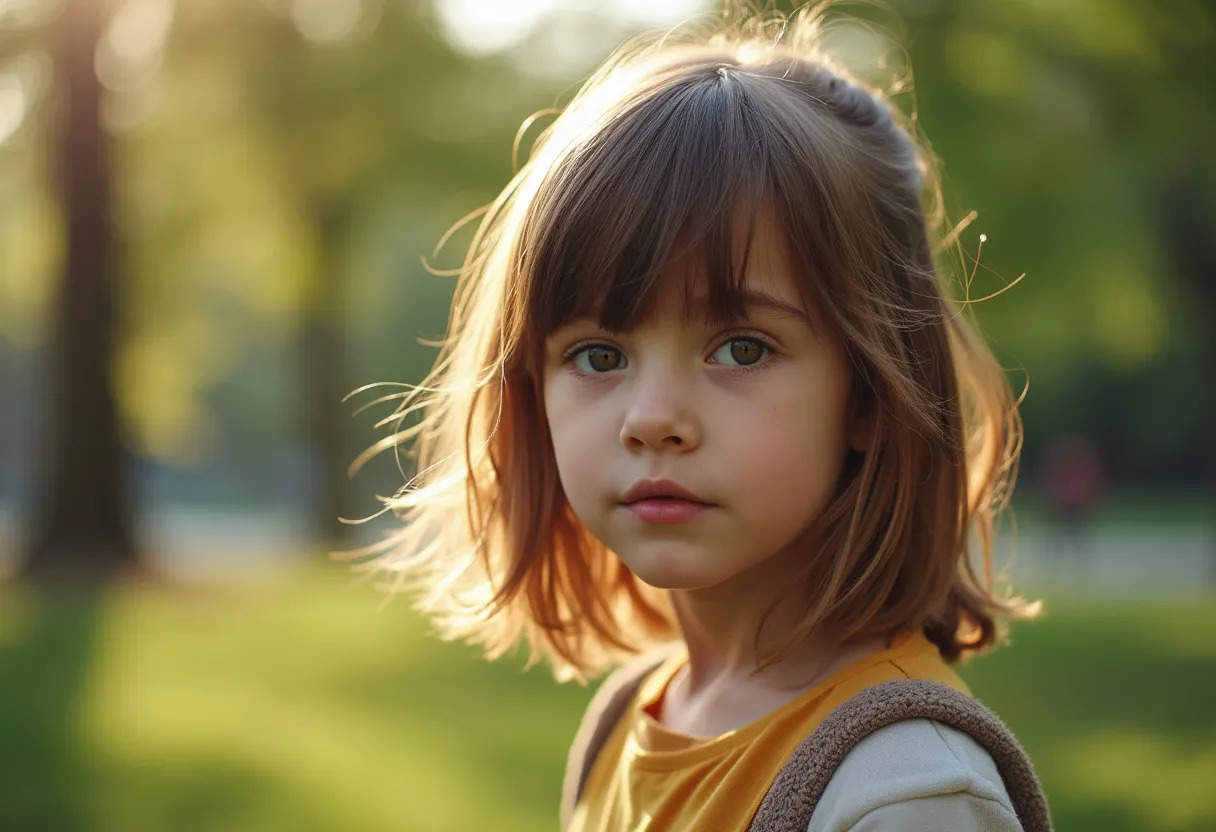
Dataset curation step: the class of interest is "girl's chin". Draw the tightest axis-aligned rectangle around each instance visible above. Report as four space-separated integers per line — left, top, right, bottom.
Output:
614 548 735 593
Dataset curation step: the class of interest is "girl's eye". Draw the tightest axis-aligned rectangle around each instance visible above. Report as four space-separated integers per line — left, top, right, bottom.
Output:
564 337 770 374
572 345 626 373
710 337 769 367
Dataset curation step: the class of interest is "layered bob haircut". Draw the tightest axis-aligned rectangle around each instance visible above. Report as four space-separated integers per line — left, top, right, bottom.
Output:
347 5 1037 681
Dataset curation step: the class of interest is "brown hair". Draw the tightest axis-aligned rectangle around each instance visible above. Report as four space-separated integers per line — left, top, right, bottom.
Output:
343 3 1039 681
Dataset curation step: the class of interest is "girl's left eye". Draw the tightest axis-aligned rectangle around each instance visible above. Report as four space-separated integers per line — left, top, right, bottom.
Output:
569 345 626 373
710 337 771 368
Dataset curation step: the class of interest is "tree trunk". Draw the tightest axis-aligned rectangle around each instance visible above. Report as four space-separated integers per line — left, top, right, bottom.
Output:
1159 162 1216 578
24 0 139 581
302 202 352 549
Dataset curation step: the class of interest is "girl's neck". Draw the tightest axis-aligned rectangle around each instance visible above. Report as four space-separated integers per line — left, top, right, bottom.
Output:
656 539 893 737
661 585 890 736
671 587 888 694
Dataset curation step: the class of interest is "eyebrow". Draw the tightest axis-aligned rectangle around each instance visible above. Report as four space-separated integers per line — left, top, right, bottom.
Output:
689 290 815 326
554 289 816 338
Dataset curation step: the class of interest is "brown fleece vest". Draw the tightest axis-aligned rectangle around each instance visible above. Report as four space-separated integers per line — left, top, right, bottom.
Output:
560 648 1052 832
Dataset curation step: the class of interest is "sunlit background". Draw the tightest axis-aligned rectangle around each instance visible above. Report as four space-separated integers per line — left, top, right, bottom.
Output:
0 0 1212 829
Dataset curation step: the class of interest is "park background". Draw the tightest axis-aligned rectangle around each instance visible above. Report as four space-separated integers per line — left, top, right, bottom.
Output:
0 0 1213 829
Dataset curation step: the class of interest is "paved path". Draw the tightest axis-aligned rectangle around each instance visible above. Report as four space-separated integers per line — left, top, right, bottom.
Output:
1 507 1213 596
991 525 1215 597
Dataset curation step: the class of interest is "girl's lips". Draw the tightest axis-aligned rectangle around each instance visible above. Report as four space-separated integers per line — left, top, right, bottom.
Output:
624 498 713 524
620 477 707 504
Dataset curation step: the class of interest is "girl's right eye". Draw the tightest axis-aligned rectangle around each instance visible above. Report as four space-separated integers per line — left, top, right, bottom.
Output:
567 344 626 373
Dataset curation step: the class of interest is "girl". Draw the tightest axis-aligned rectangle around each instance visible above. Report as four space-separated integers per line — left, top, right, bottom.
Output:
348 3 1048 830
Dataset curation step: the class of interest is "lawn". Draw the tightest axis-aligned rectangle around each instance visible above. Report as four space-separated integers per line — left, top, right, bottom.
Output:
0 559 1212 831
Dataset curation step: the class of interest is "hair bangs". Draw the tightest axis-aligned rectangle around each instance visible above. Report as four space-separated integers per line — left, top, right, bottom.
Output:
522 64 776 345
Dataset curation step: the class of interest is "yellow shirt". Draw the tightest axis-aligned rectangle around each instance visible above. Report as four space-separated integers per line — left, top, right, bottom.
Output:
568 630 969 832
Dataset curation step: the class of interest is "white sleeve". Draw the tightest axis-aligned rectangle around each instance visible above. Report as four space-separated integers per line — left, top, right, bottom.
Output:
846 791 1022 831
806 719 1023 832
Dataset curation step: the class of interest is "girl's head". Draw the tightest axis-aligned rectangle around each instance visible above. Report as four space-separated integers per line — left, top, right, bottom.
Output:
354 5 1036 681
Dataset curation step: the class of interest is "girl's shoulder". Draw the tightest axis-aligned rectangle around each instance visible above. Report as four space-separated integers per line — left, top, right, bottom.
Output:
807 718 1022 832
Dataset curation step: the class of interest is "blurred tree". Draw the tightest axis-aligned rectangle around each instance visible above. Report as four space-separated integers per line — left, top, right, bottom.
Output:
1159 156 1216 558
242 0 506 545
122 0 544 544
24 0 140 579
2 0 1211 568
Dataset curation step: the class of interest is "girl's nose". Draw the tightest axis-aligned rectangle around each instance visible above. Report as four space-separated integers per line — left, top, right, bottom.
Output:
619 373 701 454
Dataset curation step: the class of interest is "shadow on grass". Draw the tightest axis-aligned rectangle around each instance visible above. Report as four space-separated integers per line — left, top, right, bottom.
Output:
0 583 106 831
4 562 1209 831
0 577 343 832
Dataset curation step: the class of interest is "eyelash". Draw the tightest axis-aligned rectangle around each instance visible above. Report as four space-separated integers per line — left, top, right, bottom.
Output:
559 331 778 377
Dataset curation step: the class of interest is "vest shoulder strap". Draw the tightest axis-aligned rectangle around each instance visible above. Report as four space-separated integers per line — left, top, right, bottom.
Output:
746 678 1052 832
559 645 680 830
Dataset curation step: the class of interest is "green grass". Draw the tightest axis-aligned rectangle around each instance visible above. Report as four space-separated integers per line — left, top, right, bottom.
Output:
963 600 1216 832
0 561 1213 831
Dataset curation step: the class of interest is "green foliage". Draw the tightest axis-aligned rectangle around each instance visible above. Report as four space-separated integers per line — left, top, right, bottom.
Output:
0 0 1211 483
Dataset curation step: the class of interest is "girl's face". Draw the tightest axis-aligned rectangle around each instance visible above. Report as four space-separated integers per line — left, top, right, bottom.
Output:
542 220 865 594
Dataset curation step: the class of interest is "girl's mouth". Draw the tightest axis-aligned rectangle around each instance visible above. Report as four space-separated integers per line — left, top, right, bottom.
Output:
624 497 714 524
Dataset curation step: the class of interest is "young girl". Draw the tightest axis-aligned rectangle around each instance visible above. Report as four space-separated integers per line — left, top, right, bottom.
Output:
349 3 1049 830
